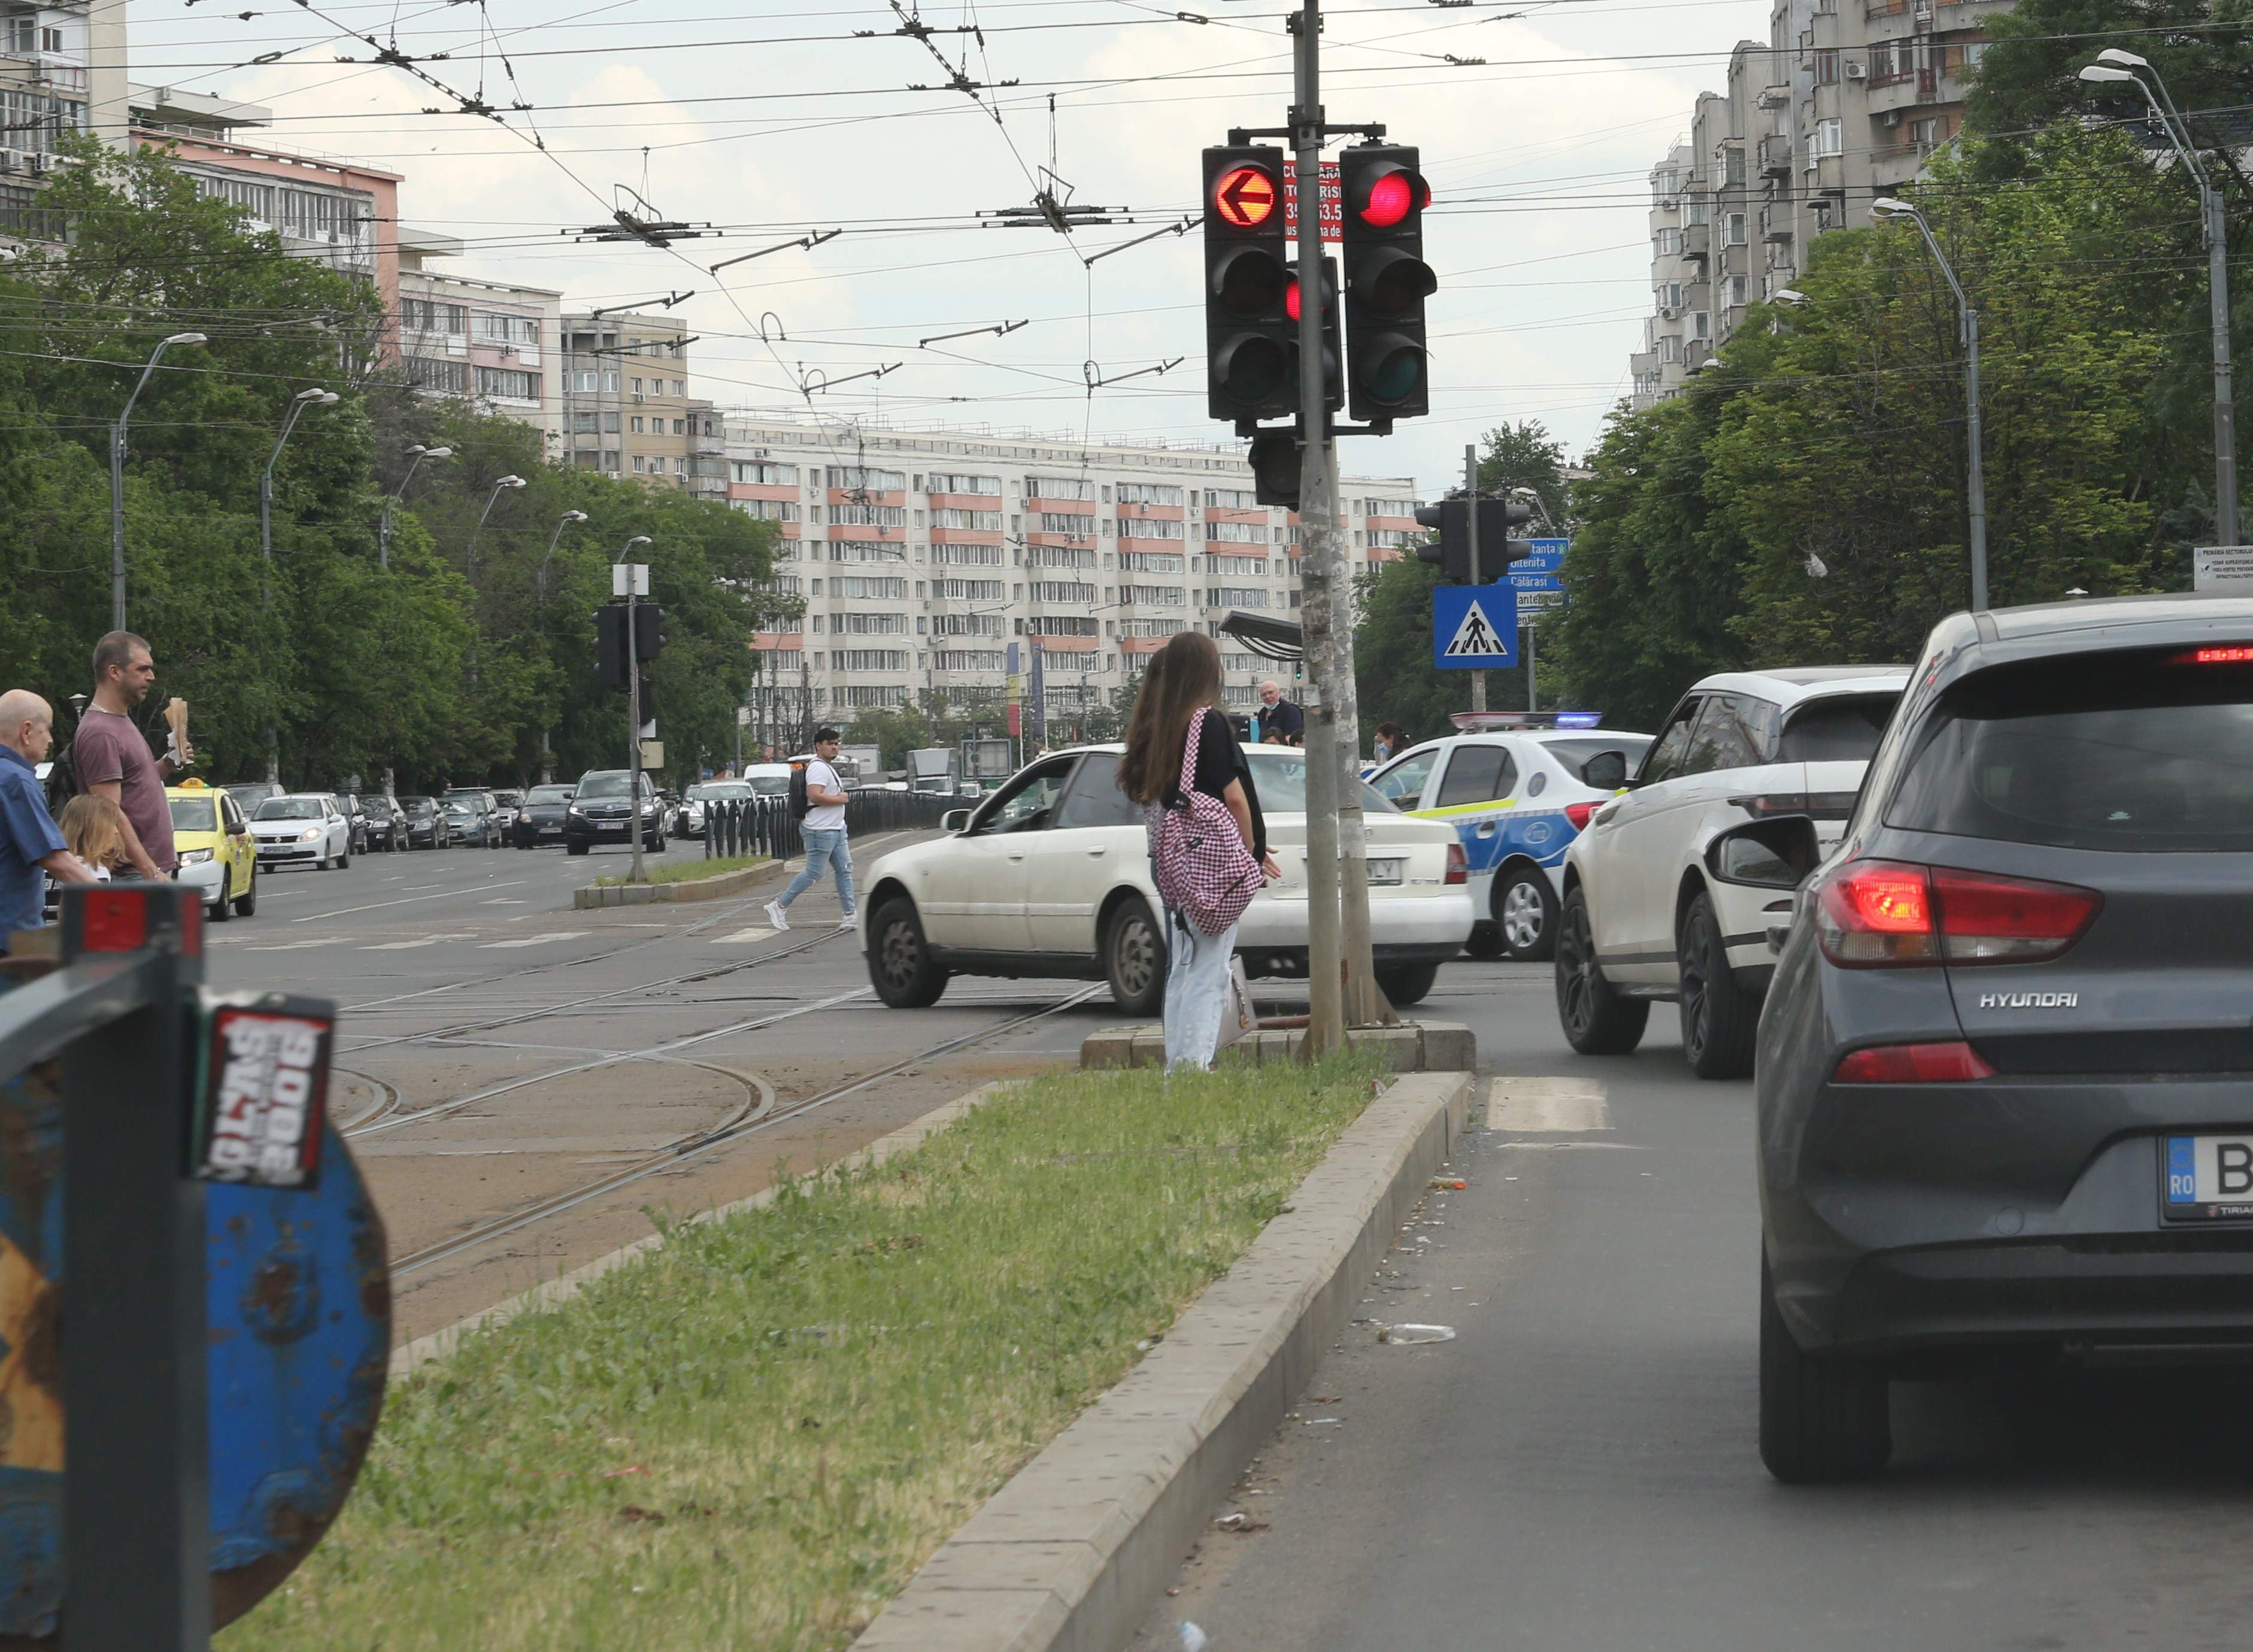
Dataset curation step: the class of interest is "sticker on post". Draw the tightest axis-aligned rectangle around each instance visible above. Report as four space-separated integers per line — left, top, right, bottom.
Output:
192 991 336 1190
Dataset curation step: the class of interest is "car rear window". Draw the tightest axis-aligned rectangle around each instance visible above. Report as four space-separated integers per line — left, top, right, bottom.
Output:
1778 693 1898 762
1539 735 1652 774
1885 651 2253 852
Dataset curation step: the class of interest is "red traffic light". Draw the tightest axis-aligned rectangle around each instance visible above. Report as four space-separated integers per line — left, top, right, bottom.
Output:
1355 167 1431 229
1213 165 1279 228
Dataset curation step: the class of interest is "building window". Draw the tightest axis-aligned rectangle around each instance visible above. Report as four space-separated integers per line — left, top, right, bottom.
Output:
1814 119 1843 157
1726 212 1747 245
1117 483 1185 507
402 298 466 336
630 377 643 394
632 455 645 473
732 460 799 484
602 412 620 433
1815 49 1839 84
572 411 596 434
1024 474 1093 501
404 356 469 394
1728 274 1748 307
930 472 1003 495
1692 311 1711 340
826 466 907 492
474 366 538 401
1655 227 1682 256
630 416 645 434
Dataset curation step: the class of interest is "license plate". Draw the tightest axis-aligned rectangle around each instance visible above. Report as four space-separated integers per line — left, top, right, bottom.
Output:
1367 859 1403 886
2163 1135 2253 1220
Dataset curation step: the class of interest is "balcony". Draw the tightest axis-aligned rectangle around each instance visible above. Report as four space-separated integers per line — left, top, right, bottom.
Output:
1757 82 1790 111
1681 222 1712 262
1758 135 1792 177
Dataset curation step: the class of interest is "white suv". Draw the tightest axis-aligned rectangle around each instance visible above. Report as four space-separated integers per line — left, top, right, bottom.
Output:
1554 666 1907 1078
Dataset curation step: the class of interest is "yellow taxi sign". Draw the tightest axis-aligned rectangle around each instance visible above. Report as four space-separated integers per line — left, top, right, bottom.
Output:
176 778 208 790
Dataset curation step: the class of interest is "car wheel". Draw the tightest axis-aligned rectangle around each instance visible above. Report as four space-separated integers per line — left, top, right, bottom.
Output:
1103 896 1166 1017
1497 867 1558 963
207 882 231 922
1679 891 1757 1081
1463 923 1505 961
1759 1252 1890 1483
1375 960 1438 1007
234 868 257 919
567 841 589 857
869 895 948 1008
337 847 350 870
1554 886 1648 1055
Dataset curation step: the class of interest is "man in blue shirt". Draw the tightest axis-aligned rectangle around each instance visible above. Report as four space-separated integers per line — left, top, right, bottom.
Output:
0 690 95 936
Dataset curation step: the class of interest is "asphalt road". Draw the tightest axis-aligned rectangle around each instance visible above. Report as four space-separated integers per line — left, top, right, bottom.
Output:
1135 964 2253 1652
205 830 1138 1345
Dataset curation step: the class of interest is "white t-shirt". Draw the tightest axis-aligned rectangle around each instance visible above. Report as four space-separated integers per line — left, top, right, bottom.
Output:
803 759 847 832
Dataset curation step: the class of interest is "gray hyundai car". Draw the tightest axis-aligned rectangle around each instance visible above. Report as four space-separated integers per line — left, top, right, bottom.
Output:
1733 595 2253 1483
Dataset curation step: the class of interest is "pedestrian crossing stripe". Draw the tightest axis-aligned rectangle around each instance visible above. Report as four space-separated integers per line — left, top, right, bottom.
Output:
1442 599 1508 659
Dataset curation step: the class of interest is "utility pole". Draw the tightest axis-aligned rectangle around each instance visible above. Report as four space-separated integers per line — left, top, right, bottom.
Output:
1464 443 1484 713
627 574 645 886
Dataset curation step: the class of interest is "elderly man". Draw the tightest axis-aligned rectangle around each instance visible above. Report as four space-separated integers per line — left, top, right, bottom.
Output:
1254 679 1305 746
0 691 96 936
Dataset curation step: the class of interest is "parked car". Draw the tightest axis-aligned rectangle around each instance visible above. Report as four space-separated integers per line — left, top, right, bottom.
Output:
492 790 524 836
442 795 502 848
860 743 1472 1013
248 793 351 870
397 795 450 850
1555 666 1909 1078
359 793 404 851
1746 596 2253 1482
337 793 371 858
564 769 663 854
512 784 575 847
1368 723 1653 963
221 779 283 816
166 780 257 921
679 781 754 839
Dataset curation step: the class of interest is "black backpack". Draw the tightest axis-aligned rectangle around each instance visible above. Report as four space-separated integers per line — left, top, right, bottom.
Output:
43 739 80 820
787 761 809 822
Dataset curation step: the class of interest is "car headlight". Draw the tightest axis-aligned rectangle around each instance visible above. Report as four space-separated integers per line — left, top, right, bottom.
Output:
298 828 322 842
178 848 213 865
568 805 586 817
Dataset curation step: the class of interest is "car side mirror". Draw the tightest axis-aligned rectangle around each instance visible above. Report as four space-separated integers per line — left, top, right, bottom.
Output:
1579 751 1627 790
1705 814 1821 890
941 810 971 833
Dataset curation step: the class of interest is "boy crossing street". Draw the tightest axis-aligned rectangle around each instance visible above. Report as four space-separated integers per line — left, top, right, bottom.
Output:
766 728 856 931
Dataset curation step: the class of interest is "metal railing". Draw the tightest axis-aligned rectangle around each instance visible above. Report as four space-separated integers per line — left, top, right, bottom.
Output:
699 787 957 863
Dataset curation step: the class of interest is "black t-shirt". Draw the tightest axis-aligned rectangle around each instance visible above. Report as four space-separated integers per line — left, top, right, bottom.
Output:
1168 708 1266 859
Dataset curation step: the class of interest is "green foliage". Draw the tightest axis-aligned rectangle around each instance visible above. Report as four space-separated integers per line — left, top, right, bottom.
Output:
1966 0 2253 162
1473 417 1570 529
0 137 787 793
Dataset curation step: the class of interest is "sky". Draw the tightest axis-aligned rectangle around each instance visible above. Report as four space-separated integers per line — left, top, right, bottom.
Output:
125 0 1776 498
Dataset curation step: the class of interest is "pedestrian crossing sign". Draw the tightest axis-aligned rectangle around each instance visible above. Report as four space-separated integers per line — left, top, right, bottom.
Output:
1432 583 1518 669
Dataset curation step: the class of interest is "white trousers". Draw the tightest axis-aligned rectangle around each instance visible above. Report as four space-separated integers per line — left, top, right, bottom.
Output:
1163 908 1241 1072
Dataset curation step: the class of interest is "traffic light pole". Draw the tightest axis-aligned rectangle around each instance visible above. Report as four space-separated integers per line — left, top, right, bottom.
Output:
1289 0 1385 1047
1464 444 1485 714
627 583 646 886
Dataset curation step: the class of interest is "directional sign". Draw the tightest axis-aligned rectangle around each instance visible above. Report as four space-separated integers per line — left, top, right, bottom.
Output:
1506 536 1567 594
1282 160 1342 240
1433 583 1518 670
1213 165 1278 228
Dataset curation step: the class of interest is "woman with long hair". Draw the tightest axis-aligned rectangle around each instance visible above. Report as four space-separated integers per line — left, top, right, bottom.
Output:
57 793 128 881
1117 632 1279 1069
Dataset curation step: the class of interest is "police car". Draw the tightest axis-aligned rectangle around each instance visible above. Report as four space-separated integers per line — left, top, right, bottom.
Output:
1366 714 1652 962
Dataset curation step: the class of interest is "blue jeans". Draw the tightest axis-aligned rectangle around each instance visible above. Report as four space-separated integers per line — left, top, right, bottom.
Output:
780 827 853 914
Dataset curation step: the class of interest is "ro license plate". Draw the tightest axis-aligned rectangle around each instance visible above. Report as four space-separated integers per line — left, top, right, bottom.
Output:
2163 1135 2253 1220
1367 859 1403 886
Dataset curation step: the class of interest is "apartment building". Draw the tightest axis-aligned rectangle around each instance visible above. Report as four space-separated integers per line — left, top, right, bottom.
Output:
724 412 1421 735
557 311 725 499
0 1 123 240
396 228 562 448
1632 0 2014 408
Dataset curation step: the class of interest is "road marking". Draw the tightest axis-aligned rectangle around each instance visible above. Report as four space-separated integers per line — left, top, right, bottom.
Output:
481 898 526 905
1487 1076 1610 1133
360 932 478 951
295 881 525 921
246 936 349 953
482 932 587 948
711 926 777 944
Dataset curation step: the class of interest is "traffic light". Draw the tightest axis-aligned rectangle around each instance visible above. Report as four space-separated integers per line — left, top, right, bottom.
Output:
1339 144 1436 425
633 602 665 662
596 602 628 689
1247 429 1299 508
1286 256 1344 414
1412 499 1534 583
1202 145 1294 424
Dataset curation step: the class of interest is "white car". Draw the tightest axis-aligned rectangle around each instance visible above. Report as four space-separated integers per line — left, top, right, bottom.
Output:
1555 666 1908 1078
248 792 353 869
860 742 1473 1013
1369 725 1652 963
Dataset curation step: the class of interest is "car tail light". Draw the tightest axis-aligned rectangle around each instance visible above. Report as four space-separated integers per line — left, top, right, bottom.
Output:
2173 645 2253 664
1831 1041 1994 1084
1563 801 1600 830
1444 842 1467 884
1815 861 2102 968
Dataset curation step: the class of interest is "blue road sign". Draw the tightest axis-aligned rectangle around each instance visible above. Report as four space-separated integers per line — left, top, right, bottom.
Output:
1506 536 1567 593
1433 583 1518 669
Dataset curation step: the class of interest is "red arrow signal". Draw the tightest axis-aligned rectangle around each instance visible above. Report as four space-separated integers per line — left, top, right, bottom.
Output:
1214 165 1278 228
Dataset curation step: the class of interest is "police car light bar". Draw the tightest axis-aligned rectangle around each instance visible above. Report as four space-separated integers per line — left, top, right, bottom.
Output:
1449 710 1603 731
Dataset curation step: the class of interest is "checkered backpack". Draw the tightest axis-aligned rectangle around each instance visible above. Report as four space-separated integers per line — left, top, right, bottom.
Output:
1146 711 1263 937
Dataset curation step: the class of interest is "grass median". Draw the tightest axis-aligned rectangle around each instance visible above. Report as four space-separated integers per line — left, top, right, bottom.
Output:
228 1051 1385 1651
592 852 770 887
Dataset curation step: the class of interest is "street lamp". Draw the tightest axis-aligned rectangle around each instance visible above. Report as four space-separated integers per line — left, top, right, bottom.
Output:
534 510 589 783
1873 196 1988 610
2082 55 2237 546
260 387 339 782
468 474 527 584
110 331 207 629
378 443 453 569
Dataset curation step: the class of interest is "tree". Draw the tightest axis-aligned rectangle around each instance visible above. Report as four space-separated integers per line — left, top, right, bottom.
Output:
1473 419 1570 530
1350 555 1536 745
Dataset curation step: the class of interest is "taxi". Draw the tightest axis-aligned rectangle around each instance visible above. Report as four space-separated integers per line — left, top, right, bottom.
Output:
166 780 258 922
1366 713 1650 962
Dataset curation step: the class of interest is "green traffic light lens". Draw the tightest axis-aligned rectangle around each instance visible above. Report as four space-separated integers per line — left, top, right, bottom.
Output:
1369 347 1424 404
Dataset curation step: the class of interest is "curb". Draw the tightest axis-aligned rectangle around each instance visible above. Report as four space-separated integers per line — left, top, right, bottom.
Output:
1081 1020 1475 1074
851 1068 1477 1652
387 1081 1006 1381
572 857 783 908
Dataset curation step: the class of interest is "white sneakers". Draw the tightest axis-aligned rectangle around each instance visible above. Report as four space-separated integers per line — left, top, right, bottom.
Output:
764 899 789 932
838 911 859 930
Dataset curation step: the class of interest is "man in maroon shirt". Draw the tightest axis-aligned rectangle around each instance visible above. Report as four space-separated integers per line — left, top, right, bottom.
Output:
69 632 191 879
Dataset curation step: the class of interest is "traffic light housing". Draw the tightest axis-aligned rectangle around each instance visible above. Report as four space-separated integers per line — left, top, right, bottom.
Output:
1202 145 1294 424
1339 144 1436 426
596 602 628 689
1413 499 1534 583
1247 429 1299 508
1287 256 1344 416
633 602 665 662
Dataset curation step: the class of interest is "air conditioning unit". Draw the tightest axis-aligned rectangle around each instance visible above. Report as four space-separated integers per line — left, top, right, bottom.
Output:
1882 108 1902 128
630 391 645 403
0 151 17 174
1845 61 1867 79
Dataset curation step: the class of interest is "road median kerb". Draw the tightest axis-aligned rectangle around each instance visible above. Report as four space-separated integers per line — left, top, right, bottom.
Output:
1082 1020 1476 1073
851 1067 1476 1652
571 856 784 908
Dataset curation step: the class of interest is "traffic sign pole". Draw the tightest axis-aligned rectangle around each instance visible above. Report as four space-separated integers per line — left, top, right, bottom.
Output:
1465 444 1484 714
